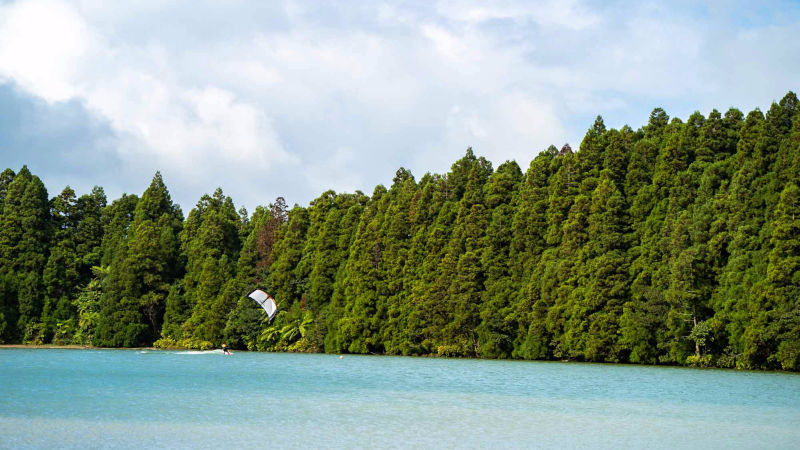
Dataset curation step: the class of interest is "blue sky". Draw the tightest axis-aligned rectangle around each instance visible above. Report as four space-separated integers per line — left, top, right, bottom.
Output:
1 0 799 212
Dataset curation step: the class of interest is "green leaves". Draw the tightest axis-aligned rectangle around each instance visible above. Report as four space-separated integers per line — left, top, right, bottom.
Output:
2 92 800 371
257 310 314 351
0 166 49 341
94 172 183 347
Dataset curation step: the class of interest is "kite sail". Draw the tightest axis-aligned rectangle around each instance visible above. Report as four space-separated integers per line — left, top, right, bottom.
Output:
248 289 278 321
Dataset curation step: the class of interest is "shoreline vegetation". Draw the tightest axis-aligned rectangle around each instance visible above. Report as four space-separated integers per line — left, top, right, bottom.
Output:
1 92 800 371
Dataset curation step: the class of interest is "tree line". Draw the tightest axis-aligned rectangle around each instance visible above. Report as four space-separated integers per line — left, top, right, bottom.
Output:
1 92 799 371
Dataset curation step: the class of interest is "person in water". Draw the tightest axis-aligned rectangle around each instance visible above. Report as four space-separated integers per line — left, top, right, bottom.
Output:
222 344 231 355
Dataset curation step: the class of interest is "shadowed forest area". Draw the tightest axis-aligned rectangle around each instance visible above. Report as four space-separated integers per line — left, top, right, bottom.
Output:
1 92 799 371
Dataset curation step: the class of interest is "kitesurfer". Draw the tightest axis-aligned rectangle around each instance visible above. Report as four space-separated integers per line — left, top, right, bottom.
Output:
222 343 231 355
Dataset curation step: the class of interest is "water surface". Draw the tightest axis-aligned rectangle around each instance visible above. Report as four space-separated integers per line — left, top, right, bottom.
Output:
1 349 798 448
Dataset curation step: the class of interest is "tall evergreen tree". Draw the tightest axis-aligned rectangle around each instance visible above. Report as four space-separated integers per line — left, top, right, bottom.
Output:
765 183 800 369
178 188 242 344
223 199 288 349
99 194 139 268
0 168 15 212
0 167 50 341
41 187 80 343
577 176 630 361
378 169 420 355
0 168 17 341
476 160 522 358
94 172 182 347
329 185 389 354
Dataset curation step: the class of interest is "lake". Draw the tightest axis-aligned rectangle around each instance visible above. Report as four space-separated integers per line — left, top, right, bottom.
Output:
1 348 799 449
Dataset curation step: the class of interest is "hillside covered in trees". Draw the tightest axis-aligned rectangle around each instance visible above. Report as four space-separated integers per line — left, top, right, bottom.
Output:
1 92 799 371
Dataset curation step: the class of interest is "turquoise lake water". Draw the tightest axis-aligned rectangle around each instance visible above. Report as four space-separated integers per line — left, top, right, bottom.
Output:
1 349 799 449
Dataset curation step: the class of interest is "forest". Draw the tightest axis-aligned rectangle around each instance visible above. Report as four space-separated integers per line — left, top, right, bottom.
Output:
1 92 799 371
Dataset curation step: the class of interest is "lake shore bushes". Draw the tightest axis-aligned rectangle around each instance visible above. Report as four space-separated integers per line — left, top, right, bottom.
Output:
1 92 799 371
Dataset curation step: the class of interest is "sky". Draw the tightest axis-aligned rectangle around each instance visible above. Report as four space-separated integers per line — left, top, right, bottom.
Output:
1 0 799 213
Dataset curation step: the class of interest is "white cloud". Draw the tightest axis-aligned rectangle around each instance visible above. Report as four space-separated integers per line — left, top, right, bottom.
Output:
0 0 798 210
435 0 600 30
0 0 90 101
421 24 468 62
303 146 364 196
0 0 292 209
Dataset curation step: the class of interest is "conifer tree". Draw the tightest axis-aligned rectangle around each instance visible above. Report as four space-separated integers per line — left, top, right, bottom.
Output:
378 169 419 354
507 152 555 359
293 191 338 310
100 194 139 267
0 169 17 341
514 151 578 359
0 167 50 341
476 161 522 358
267 206 310 307
546 193 590 359
621 117 688 363
428 157 492 355
179 188 241 344
766 183 800 369
94 172 182 347
509 153 552 288
41 187 80 342
74 187 107 279
308 205 344 310
0 168 15 212
223 199 288 349
329 185 389 353
400 174 447 355
603 128 631 190
711 110 771 368
578 176 630 361
578 116 608 193
444 203 488 356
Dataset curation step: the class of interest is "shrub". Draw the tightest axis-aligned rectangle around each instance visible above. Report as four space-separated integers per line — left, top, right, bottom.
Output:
153 336 213 350
686 354 713 368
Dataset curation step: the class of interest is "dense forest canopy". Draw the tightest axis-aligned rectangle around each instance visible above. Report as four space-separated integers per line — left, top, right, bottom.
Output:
1 92 799 371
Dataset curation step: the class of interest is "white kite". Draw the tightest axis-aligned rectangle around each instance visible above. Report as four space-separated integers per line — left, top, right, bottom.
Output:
248 289 278 321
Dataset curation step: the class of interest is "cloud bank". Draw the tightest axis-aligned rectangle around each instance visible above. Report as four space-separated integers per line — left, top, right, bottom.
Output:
1 0 798 211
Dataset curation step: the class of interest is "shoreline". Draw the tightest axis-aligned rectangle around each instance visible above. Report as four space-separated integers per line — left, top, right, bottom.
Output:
2 344 797 375
0 344 154 350
0 344 244 352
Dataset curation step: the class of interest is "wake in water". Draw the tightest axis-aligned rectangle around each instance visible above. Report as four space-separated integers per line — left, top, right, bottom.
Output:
175 349 226 355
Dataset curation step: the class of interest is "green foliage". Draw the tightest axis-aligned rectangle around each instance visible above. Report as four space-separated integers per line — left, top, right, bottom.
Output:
153 336 214 350
258 309 316 352
3 92 800 372
0 167 50 340
686 354 713 368
94 172 183 347
72 275 102 345
689 320 711 352
178 188 241 344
